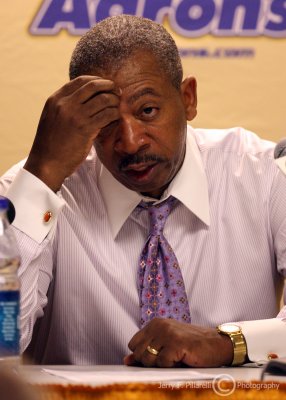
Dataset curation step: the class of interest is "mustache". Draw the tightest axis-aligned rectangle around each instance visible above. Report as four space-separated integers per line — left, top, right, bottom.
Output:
119 153 165 171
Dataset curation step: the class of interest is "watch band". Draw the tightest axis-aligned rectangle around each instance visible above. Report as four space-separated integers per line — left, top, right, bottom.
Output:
217 325 247 366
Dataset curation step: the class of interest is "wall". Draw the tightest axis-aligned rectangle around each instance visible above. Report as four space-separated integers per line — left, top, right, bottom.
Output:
1 0 286 174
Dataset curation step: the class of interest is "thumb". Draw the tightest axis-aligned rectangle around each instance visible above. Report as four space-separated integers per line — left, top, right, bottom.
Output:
123 353 137 366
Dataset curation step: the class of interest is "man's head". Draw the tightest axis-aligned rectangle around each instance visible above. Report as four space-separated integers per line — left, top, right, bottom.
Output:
69 15 182 89
70 15 197 198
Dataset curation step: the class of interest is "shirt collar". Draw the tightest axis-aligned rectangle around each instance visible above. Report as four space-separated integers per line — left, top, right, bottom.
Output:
98 125 210 239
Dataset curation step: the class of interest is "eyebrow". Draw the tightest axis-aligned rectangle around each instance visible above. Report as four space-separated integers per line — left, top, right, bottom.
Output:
127 87 161 105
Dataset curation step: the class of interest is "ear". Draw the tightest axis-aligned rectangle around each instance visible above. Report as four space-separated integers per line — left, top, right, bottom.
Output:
180 77 197 121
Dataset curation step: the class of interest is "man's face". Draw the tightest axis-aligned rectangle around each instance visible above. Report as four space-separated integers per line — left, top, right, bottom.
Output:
94 51 197 198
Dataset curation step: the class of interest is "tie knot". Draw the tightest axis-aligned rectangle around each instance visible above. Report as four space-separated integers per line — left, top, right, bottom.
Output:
145 196 177 235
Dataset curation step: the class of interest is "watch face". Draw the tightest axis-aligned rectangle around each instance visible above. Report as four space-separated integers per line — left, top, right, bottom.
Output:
219 324 241 333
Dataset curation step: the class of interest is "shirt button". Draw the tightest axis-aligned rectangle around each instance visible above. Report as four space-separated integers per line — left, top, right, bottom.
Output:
43 211 53 223
267 353 278 360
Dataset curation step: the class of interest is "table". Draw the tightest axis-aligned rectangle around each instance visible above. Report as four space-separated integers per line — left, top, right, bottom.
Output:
15 365 286 399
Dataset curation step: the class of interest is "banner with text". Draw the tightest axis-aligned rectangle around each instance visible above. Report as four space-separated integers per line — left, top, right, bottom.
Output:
0 0 285 173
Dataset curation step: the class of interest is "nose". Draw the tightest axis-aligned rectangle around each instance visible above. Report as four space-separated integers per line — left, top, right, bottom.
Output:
114 116 149 155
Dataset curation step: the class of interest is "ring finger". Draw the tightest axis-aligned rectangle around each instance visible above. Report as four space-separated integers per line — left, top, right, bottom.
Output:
139 341 163 367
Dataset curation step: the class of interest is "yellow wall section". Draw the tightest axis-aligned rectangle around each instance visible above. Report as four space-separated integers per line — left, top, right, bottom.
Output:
0 1 286 174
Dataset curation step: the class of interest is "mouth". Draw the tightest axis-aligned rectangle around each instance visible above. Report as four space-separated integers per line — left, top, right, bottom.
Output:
122 161 156 172
121 162 158 183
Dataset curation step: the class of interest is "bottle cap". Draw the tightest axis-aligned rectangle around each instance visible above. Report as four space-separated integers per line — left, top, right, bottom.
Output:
0 196 9 210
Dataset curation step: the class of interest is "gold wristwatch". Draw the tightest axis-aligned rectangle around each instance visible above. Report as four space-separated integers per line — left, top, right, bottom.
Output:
217 323 247 366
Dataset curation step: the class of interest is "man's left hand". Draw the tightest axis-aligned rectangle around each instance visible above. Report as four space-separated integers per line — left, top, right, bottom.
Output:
124 318 234 367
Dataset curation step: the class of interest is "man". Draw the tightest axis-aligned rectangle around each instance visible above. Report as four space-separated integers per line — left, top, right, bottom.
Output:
0 15 285 367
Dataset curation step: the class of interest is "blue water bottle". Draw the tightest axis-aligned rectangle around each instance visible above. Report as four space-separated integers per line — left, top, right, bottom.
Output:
0 196 20 365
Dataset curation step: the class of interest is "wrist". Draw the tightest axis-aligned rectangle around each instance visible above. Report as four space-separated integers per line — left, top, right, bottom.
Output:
217 333 235 366
217 323 248 366
24 159 65 192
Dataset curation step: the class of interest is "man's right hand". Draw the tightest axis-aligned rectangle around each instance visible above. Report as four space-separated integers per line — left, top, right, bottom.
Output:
24 76 121 191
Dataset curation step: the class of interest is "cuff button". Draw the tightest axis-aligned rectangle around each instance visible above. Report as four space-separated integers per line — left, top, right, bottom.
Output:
43 211 53 223
267 353 278 360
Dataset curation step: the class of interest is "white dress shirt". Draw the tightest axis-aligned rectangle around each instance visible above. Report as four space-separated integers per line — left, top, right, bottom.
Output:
0 125 285 365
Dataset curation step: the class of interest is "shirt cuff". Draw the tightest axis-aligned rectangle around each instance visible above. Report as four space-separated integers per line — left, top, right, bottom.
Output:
239 318 286 363
5 168 66 243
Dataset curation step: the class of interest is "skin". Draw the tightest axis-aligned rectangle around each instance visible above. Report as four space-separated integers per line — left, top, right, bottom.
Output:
24 50 234 367
93 54 196 198
124 319 233 368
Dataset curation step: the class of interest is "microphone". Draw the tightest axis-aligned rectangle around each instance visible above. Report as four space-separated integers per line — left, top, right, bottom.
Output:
274 139 286 159
0 196 16 224
7 199 16 224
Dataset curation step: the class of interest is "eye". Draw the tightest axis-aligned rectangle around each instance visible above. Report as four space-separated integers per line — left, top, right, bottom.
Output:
141 106 158 119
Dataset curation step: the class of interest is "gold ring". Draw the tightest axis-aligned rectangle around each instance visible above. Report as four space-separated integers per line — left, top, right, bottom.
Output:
146 345 159 356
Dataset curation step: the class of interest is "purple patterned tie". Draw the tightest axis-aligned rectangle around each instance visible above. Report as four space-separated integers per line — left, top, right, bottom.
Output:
138 196 191 327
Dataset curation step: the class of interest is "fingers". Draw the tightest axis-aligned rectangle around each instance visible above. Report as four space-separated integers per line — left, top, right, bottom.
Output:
57 77 121 135
44 78 121 139
71 77 120 104
54 75 119 99
89 106 120 135
128 322 159 367
134 341 164 368
123 354 142 366
127 319 186 368
155 347 185 368
25 75 121 191
123 354 134 365
126 320 234 368
127 345 183 368
52 76 121 125
80 91 120 119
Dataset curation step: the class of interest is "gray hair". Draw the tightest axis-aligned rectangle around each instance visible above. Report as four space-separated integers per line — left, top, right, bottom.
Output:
69 15 183 89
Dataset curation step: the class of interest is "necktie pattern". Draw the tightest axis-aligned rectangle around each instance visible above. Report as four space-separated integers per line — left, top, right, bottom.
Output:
138 196 191 327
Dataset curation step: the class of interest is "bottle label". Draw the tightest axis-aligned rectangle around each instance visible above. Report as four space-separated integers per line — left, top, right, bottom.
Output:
0 291 20 356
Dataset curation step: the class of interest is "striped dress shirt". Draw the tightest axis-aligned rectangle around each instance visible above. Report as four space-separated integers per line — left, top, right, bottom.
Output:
0 125 285 365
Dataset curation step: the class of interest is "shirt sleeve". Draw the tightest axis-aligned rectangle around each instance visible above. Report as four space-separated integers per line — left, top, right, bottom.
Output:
240 318 286 363
0 167 66 352
5 168 65 243
240 163 286 364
